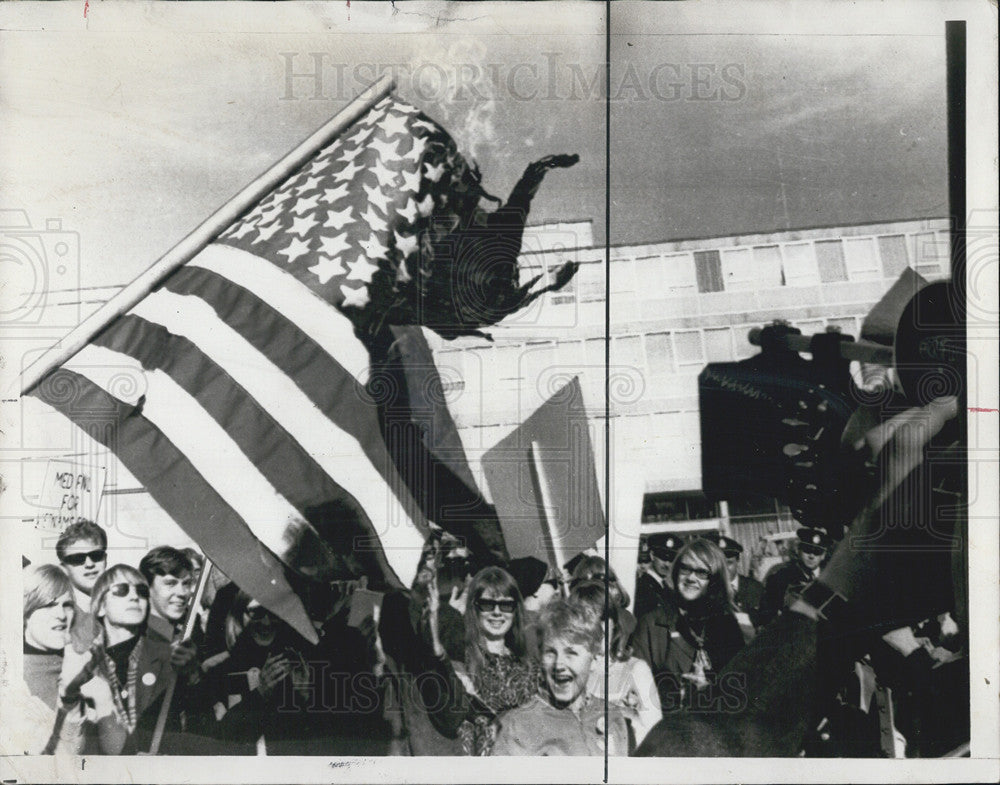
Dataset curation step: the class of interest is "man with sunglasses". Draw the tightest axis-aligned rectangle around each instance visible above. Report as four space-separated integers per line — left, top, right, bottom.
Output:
757 527 832 628
634 534 682 621
56 520 109 653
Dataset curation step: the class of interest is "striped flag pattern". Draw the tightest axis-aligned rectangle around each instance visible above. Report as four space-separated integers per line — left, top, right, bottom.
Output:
28 95 491 643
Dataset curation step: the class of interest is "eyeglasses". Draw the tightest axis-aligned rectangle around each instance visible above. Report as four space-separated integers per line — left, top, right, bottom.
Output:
109 582 149 599
650 548 675 561
62 549 107 567
800 545 827 557
245 606 272 622
474 598 516 614
676 564 711 581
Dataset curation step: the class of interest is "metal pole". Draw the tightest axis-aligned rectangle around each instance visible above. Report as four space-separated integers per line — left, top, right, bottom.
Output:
529 440 570 597
148 559 213 755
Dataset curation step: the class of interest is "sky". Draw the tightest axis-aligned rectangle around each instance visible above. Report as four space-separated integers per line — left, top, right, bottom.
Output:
0 0 956 295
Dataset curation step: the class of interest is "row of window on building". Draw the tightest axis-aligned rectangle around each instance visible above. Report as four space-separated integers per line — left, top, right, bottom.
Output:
437 312 867 403
531 223 950 301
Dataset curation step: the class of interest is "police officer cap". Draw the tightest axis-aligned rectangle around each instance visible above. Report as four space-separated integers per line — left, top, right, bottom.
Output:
647 533 681 558
705 533 743 558
796 527 832 551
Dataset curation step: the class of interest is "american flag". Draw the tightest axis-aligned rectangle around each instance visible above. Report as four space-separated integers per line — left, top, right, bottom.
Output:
28 94 493 643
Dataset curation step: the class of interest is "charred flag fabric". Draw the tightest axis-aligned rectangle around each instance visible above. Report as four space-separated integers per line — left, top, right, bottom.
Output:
27 95 499 643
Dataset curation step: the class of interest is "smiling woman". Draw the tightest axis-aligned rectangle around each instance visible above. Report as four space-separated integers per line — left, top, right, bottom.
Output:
492 598 630 756
453 567 540 755
632 539 745 710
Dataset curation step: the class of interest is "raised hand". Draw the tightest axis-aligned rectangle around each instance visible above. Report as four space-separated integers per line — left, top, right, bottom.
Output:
533 153 580 170
79 674 116 721
170 638 199 674
426 570 446 659
256 652 291 699
58 644 94 706
448 579 469 616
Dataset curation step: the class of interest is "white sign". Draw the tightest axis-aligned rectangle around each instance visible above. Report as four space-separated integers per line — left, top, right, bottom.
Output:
33 460 106 534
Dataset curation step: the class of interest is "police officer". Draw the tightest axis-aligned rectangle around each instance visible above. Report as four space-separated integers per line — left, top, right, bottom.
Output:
708 534 763 637
634 534 682 620
757 527 831 627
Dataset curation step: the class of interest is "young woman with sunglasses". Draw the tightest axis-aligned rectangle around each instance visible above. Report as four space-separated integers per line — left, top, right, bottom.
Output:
426 566 540 755
83 564 178 753
632 539 744 709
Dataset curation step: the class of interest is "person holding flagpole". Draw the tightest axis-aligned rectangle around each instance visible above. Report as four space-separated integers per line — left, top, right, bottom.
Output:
84 565 174 754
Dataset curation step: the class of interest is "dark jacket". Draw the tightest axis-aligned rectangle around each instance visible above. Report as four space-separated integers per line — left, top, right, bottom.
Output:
633 572 676 622
378 590 471 755
758 560 817 627
205 611 388 756
632 604 744 711
88 633 175 754
732 575 765 628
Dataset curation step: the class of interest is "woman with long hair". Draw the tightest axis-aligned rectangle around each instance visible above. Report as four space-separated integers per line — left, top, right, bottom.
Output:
570 579 662 746
427 565 540 755
632 539 745 708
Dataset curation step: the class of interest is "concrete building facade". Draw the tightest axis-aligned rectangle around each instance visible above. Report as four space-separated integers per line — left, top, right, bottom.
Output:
429 217 953 575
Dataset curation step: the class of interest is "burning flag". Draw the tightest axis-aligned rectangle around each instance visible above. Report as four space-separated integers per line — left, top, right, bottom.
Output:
21 78 577 642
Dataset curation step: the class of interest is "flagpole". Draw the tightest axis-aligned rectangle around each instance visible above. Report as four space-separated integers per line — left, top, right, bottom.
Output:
529 441 570 597
17 74 396 397
148 558 214 755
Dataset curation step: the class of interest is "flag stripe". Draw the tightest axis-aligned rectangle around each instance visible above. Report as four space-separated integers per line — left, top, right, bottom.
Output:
28 367 316 642
189 243 369 378
71 344 308 561
93 312 402 586
165 256 404 482
164 254 433 530
177 247 434 526
126 285 426 585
